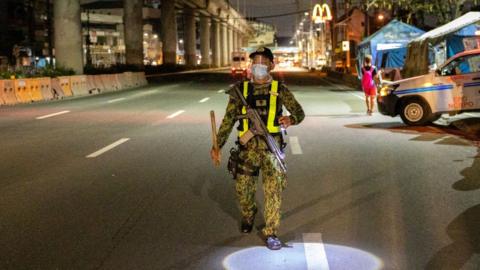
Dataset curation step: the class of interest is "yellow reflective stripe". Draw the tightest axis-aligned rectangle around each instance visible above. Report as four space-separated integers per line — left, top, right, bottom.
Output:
267 80 280 133
238 81 249 137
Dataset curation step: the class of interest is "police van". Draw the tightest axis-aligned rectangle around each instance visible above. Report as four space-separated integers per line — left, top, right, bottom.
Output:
378 49 480 125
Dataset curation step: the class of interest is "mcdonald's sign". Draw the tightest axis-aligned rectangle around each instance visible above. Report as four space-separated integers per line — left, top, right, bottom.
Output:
312 3 332 23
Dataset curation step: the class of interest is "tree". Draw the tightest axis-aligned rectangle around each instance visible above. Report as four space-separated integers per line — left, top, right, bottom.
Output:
363 0 433 24
432 0 479 24
363 0 479 25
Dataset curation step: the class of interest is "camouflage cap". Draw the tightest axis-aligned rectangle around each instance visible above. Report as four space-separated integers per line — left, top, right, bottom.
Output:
249 47 274 62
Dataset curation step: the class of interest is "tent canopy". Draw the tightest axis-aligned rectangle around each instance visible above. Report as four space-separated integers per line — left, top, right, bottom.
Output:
375 47 407 68
357 20 424 74
403 12 480 78
412 12 480 43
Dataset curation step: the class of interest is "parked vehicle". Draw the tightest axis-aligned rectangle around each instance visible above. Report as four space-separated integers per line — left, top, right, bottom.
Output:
231 51 248 76
378 49 480 125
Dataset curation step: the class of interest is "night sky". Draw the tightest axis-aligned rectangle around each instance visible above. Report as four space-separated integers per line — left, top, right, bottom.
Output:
237 0 321 37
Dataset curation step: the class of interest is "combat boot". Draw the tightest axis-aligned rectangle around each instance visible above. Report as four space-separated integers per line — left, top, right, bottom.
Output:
240 208 257 234
265 235 282 250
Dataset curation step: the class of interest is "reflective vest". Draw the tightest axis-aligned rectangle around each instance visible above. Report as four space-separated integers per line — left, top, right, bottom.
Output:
238 80 282 137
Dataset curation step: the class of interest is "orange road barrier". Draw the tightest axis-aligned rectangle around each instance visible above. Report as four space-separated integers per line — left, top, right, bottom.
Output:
1 80 17 105
92 75 107 92
116 73 131 89
124 72 135 87
0 80 5 105
99 74 119 92
51 77 72 99
70 75 89 96
14 79 33 103
58 76 73 97
110 74 123 90
86 75 102 94
135 72 148 86
29 78 44 102
37 77 54 101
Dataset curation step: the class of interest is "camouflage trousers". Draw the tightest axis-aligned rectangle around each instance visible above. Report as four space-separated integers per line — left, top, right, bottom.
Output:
235 146 286 236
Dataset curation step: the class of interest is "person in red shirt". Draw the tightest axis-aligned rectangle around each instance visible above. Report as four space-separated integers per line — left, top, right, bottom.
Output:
360 55 379 115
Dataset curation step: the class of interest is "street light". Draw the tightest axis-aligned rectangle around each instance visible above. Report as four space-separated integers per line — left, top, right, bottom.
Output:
309 3 333 70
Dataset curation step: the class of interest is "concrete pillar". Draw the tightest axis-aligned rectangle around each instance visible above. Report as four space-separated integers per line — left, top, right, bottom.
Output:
239 33 243 50
228 26 233 64
184 8 196 66
243 35 249 47
233 30 238 52
211 19 221 67
54 0 83 74
220 22 228 67
161 0 177 65
199 16 211 66
123 0 144 69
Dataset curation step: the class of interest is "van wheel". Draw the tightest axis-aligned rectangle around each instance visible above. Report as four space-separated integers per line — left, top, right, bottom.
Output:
400 98 432 126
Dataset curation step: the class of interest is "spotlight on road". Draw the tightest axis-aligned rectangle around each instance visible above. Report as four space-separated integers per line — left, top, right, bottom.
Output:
222 243 383 270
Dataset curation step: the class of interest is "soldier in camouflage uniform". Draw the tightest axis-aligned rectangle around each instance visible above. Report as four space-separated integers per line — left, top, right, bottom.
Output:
210 47 304 250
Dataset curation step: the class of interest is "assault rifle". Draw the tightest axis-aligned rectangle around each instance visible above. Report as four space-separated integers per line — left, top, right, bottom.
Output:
232 85 287 174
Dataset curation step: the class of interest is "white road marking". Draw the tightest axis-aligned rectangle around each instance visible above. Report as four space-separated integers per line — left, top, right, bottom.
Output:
86 138 130 158
36 110 71 120
107 97 126 103
321 77 351 91
349 92 365 100
166 110 185 119
131 89 158 98
303 233 330 270
199 97 210 103
289 136 303 155
217 89 225 93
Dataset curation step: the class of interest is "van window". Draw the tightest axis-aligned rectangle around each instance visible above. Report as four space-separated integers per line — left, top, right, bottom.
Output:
441 54 480 76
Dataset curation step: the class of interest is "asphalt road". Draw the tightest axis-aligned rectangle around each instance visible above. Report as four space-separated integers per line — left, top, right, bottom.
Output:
0 71 479 270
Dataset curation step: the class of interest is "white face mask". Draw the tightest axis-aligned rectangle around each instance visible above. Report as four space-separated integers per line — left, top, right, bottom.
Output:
251 64 269 80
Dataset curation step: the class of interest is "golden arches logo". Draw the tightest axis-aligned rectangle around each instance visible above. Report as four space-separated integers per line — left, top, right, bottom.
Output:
312 3 332 23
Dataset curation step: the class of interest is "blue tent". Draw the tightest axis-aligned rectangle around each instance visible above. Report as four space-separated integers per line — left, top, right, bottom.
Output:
403 12 480 77
357 20 425 72
375 47 407 68
444 24 479 58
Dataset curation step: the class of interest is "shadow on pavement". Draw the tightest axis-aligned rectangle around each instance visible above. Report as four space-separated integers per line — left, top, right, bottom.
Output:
349 120 480 269
453 144 480 191
425 202 480 270
253 176 374 236
425 145 480 269
345 119 480 147
280 191 381 243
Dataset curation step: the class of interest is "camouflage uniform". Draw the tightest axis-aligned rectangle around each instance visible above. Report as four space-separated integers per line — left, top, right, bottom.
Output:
217 80 304 236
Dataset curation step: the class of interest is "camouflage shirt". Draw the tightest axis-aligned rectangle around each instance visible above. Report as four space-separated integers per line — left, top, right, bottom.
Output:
216 80 305 149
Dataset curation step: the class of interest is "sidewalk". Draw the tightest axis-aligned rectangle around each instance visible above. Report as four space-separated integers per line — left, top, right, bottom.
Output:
326 70 361 90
